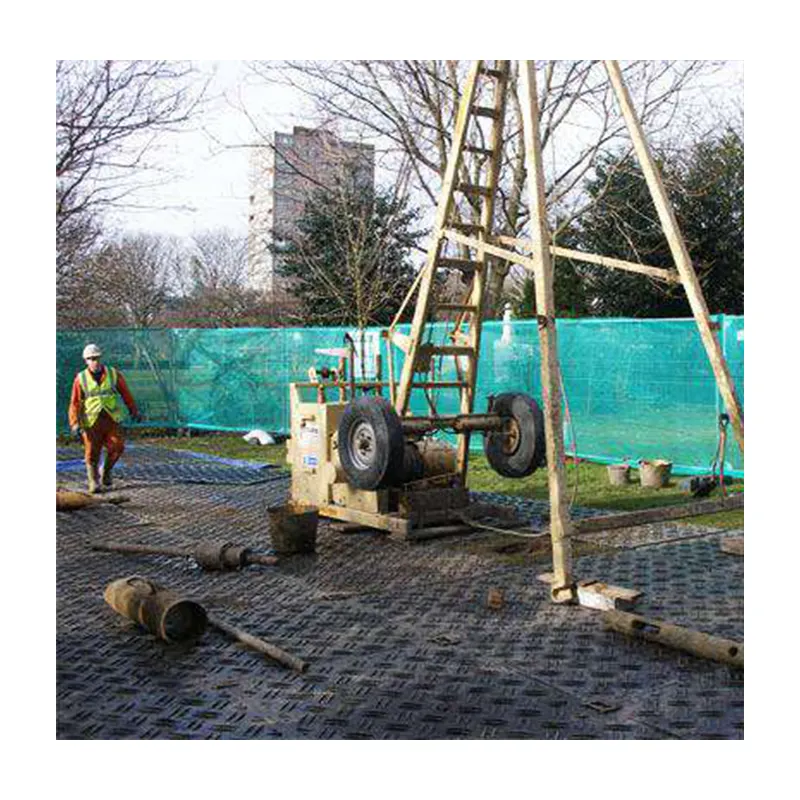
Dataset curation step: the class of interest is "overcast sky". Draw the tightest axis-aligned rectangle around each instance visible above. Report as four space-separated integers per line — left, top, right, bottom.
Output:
106 61 309 238
108 60 744 241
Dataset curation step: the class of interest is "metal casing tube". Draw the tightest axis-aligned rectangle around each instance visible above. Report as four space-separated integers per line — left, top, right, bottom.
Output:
104 576 207 643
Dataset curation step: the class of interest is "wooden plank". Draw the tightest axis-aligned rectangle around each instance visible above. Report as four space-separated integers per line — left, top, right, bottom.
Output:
443 229 539 273
605 60 744 456
318 503 411 536
577 581 642 611
551 245 681 283
493 235 682 284
519 60 575 604
538 572 641 611
569 494 744 536
720 536 744 556
603 610 744 668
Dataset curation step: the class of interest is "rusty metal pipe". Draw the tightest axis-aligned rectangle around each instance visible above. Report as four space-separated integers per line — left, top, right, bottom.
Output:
104 577 309 671
92 540 278 569
104 576 207 643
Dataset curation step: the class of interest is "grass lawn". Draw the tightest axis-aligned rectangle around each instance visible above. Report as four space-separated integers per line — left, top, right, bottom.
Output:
143 431 288 467
140 431 743 530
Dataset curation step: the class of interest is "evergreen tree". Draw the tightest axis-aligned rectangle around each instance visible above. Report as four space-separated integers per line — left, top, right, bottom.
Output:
562 130 743 316
275 181 423 328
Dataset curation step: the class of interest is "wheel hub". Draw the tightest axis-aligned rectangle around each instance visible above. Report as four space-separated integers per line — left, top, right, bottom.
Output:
501 417 521 455
350 421 376 470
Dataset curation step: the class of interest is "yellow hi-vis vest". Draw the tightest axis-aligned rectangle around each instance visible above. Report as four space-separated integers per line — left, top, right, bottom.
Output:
80 367 123 428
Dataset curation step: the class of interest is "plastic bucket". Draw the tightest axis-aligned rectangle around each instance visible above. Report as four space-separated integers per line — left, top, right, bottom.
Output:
268 503 319 554
607 464 631 486
639 459 673 489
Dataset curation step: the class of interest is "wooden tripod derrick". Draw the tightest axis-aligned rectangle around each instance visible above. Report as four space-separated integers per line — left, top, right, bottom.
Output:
384 60 744 604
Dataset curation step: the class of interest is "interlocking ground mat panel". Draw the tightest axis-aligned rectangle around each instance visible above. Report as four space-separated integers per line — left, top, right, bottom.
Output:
57 444 743 740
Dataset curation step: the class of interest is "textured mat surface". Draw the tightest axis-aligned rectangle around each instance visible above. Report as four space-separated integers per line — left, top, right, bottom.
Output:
56 444 744 739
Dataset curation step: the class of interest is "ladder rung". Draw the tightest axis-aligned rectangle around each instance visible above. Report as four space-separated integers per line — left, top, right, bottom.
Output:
472 106 499 120
411 381 468 389
463 145 495 157
437 258 482 272
458 183 492 197
480 67 506 80
426 345 476 358
448 222 485 235
434 303 478 313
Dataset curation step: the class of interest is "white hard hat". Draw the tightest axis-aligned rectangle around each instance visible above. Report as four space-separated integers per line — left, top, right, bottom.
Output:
83 343 102 359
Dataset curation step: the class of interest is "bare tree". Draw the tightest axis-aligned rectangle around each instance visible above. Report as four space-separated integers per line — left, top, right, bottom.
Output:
56 60 205 220
56 59 206 304
247 60 726 312
175 229 273 327
69 234 183 328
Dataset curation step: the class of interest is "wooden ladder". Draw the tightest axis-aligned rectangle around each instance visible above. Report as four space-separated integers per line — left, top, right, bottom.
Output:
387 60 510 480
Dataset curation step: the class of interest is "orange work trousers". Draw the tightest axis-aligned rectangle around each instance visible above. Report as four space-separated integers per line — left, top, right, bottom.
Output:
82 411 126 469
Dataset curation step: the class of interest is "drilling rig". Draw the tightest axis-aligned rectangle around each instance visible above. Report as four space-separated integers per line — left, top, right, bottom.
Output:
286 62 546 539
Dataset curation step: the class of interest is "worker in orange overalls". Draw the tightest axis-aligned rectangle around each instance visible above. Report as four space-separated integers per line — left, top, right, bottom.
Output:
68 343 142 493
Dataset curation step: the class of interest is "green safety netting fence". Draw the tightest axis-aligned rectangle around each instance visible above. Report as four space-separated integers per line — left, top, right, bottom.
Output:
56 315 744 477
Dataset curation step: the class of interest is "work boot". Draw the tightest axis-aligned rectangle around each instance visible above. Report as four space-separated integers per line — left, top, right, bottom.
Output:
101 462 114 489
86 464 101 494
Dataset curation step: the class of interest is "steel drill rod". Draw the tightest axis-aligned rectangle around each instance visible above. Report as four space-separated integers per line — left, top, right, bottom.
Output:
91 541 278 567
93 541 187 558
244 553 279 566
207 615 309 673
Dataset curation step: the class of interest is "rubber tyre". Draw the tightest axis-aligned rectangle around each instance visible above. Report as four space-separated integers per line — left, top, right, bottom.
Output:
483 392 546 478
338 396 406 490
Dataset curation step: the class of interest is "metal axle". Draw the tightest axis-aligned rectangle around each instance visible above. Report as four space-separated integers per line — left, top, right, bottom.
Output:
401 413 504 436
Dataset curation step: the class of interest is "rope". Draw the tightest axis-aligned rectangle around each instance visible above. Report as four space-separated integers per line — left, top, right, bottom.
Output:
456 511 548 540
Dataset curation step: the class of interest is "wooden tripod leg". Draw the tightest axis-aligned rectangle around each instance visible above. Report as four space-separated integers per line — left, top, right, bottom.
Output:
519 60 576 604
604 60 744 457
